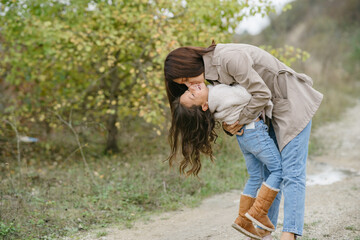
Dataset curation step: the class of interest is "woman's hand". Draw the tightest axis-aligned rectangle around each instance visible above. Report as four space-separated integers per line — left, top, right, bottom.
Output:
223 121 244 136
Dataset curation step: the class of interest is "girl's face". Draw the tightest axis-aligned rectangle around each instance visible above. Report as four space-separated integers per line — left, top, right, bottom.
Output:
173 73 205 87
180 82 209 111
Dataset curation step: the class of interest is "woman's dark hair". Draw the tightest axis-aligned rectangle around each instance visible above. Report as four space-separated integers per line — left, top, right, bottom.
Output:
167 98 218 177
164 42 216 110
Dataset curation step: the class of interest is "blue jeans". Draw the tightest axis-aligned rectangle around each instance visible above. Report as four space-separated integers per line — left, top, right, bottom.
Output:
236 120 282 198
265 120 312 236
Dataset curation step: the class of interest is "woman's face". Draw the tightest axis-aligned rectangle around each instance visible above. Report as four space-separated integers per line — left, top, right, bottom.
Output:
173 73 205 87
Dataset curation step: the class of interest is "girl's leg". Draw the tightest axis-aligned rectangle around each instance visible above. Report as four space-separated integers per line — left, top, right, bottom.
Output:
263 123 282 228
263 166 282 228
253 122 282 190
281 120 312 236
238 120 282 193
233 136 265 239
236 136 264 197
239 120 282 231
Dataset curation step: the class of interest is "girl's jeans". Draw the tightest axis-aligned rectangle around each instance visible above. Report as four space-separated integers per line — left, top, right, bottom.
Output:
266 120 312 236
236 120 282 198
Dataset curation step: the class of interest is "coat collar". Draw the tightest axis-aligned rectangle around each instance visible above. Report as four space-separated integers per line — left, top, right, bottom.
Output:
203 50 220 80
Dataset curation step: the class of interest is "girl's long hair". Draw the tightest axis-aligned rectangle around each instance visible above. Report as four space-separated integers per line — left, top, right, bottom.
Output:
168 98 218 177
164 42 216 110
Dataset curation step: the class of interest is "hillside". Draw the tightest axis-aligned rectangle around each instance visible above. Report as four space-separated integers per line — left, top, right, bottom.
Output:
235 0 360 127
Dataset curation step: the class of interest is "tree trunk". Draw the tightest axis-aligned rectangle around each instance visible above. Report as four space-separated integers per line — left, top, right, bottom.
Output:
104 67 121 154
105 111 119 153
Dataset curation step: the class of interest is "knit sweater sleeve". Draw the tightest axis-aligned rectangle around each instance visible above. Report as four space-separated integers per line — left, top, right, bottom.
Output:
208 84 251 125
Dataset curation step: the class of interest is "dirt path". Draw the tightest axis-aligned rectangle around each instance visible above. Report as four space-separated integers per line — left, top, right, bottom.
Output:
77 101 360 240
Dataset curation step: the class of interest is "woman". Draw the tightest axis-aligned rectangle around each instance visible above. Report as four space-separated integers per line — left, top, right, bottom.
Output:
164 42 323 240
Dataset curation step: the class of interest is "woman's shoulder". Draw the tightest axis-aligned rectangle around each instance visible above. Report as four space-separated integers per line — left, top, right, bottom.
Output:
215 43 260 55
214 44 253 64
216 43 267 59
216 43 253 50
219 51 253 77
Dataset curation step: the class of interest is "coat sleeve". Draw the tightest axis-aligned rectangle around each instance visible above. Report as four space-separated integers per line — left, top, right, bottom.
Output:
223 51 271 125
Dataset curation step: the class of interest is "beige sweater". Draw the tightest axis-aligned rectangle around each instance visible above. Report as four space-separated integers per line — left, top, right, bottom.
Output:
208 84 273 125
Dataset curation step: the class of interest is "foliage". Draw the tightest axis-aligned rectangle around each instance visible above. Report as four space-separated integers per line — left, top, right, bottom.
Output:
0 0 276 152
0 222 16 238
260 45 310 66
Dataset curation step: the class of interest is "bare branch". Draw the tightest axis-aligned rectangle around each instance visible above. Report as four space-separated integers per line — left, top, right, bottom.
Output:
50 110 98 186
3 118 22 185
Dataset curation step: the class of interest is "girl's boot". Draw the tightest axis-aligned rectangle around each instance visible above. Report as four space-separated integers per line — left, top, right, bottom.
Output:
231 194 262 240
245 183 280 232
245 228 273 240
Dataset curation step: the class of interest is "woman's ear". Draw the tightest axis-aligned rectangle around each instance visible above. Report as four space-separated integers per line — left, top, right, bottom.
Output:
202 102 209 111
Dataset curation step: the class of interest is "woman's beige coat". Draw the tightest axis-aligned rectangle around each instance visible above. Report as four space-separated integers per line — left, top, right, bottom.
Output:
203 43 323 151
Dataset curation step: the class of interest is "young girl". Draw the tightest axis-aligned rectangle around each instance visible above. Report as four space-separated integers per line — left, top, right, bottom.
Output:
168 82 282 240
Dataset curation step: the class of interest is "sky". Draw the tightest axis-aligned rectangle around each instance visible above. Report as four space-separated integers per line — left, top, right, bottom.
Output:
235 0 296 35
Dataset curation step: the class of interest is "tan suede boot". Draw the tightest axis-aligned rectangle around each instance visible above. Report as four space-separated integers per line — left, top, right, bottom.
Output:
245 228 273 240
245 183 280 232
231 194 262 240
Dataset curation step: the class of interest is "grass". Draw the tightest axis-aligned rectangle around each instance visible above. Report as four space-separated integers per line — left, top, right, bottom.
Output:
345 226 359 231
96 231 107 238
0 222 16 238
304 220 321 230
0 129 248 239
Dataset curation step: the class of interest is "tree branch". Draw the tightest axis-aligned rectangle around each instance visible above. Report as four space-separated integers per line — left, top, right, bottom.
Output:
51 110 98 186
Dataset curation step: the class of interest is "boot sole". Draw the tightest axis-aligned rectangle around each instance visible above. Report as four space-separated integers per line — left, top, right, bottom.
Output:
231 223 262 240
245 213 275 232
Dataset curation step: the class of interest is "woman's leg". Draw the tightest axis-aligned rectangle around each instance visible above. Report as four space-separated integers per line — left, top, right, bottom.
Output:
281 120 312 237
